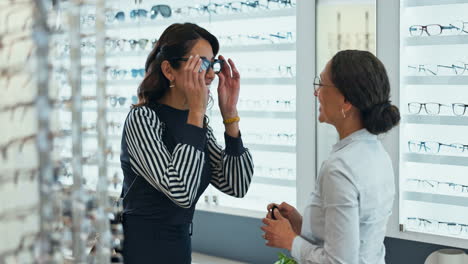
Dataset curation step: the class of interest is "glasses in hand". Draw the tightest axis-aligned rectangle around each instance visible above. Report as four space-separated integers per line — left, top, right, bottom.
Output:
170 57 224 74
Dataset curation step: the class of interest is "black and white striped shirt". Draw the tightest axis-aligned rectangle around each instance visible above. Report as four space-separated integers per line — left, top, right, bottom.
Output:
123 105 254 209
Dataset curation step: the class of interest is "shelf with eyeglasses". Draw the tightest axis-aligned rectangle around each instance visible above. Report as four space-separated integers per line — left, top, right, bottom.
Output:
404 76 468 85
59 179 122 198
402 216 468 240
208 109 295 119
405 35 468 46
95 43 296 58
55 42 296 62
102 8 296 31
402 191 468 208
405 0 468 7
404 115 468 126
60 155 121 167
247 143 295 153
252 176 295 187
403 153 468 167
81 77 296 86
403 102 468 125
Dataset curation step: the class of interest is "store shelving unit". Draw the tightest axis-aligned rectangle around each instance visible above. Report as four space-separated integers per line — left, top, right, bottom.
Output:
397 0 468 248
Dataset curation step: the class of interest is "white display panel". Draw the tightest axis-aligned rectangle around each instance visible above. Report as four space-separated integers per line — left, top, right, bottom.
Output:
315 0 377 178
203 1 297 214
399 0 468 242
51 0 298 217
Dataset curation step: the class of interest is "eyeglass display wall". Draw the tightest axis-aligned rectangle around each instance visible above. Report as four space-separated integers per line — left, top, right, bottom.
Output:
52 0 298 218
202 0 297 214
399 0 468 244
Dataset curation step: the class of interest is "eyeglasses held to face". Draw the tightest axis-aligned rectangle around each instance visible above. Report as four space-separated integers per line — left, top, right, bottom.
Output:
170 57 224 74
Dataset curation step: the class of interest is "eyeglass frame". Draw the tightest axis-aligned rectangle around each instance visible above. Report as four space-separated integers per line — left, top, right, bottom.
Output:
406 217 468 235
313 76 333 94
408 140 468 154
409 24 458 36
406 178 468 193
408 102 468 116
169 57 224 74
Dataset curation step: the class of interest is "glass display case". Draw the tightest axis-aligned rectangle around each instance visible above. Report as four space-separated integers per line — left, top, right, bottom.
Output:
398 0 468 243
51 0 299 216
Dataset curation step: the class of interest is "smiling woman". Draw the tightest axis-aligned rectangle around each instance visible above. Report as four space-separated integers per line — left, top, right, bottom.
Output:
262 50 400 264
120 23 254 263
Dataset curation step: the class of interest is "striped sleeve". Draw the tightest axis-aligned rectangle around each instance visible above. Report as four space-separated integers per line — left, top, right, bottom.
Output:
124 106 206 208
206 126 254 197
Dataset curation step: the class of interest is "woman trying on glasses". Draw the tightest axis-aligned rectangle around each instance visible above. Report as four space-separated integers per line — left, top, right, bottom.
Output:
120 23 254 264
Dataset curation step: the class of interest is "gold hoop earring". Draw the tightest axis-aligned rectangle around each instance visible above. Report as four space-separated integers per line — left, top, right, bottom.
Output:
341 108 346 118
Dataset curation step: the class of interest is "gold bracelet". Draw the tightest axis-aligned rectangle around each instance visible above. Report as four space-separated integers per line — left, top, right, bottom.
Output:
223 116 240 124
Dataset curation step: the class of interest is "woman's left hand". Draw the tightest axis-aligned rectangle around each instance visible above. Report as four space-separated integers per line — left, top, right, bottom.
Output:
261 210 298 251
217 55 240 119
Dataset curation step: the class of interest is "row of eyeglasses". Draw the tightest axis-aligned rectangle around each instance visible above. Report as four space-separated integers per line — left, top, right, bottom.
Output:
407 62 468 76
53 67 145 82
409 20 468 36
405 178 468 195
408 140 468 155
406 217 468 236
408 102 468 116
53 30 295 57
54 38 157 56
79 0 296 26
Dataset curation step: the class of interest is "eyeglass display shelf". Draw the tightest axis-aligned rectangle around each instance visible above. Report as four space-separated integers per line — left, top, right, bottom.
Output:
404 76 468 85
248 143 295 153
104 8 296 31
208 110 295 119
80 132 296 153
253 176 295 187
55 8 297 37
61 181 121 198
75 108 295 117
61 158 121 167
82 77 296 86
403 153 468 167
404 115 468 126
404 35 468 46
404 0 468 7
402 191 468 208
401 227 468 242
99 43 296 58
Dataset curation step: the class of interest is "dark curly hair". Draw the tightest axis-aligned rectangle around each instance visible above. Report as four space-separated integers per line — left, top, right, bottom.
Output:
134 23 219 107
330 50 400 135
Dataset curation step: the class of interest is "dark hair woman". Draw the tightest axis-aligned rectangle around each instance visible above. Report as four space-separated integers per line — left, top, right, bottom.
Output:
261 50 400 263
120 23 254 263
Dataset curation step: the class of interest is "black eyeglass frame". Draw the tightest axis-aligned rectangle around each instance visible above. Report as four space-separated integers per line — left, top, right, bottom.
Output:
170 57 225 74
313 76 333 93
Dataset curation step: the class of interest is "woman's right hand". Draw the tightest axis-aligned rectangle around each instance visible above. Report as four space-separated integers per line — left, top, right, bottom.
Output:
267 202 303 234
183 55 208 127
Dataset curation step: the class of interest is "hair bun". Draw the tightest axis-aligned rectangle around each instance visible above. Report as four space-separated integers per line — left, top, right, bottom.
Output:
362 101 400 135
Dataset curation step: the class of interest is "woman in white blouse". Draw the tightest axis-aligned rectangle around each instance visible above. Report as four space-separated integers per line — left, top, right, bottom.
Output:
261 50 400 264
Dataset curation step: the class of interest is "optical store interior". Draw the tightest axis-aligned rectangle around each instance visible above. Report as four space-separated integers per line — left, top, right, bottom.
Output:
1 0 468 263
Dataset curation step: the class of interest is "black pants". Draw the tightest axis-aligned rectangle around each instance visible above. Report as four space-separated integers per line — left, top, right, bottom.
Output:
123 215 192 264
